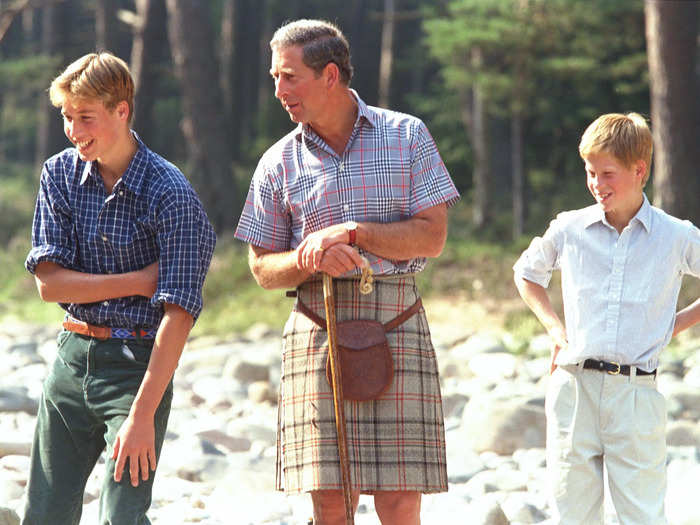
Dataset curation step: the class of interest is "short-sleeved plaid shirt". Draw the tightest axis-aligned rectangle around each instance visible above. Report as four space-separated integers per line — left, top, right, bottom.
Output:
26 133 216 328
234 91 460 275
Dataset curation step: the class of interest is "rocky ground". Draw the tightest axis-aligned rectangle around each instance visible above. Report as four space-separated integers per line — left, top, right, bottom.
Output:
1 310 700 525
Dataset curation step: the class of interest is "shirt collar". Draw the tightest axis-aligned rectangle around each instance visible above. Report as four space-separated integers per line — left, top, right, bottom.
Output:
78 131 149 196
294 89 376 142
583 193 652 233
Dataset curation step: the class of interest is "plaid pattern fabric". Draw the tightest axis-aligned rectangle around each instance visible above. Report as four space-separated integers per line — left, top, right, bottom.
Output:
25 133 216 327
276 277 448 494
234 90 460 276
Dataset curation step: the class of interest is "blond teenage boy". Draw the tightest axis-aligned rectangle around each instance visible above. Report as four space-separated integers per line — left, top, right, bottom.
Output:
513 113 700 524
23 53 215 524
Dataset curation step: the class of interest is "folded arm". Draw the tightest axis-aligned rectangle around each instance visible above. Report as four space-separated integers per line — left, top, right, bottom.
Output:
249 203 448 290
33 261 158 303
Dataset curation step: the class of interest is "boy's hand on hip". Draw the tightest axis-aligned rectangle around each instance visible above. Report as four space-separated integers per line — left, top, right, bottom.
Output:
548 326 568 374
112 412 156 487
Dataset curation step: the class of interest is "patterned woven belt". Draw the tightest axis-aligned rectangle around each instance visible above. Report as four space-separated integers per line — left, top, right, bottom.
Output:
62 317 157 340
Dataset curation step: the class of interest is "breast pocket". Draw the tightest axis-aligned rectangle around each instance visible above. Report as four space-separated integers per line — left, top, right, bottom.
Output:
108 215 158 267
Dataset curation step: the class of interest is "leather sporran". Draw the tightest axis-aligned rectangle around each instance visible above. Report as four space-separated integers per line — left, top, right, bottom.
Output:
325 320 393 401
295 296 423 402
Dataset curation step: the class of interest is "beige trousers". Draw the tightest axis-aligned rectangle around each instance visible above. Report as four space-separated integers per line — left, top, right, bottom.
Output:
546 363 667 525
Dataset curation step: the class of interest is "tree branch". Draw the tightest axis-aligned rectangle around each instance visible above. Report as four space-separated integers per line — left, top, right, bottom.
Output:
0 0 65 42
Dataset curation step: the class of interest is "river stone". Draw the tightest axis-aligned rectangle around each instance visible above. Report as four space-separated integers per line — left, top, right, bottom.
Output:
501 492 548 523
0 389 37 414
196 429 251 453
0 508 19 525
451 333 506 360
661 383 700 419
226 360 270 383
468 352 519 382
666 460 700 525
467 494 509 525
461 395 546 454
667 421 700 447
0 443 30 458
247 381 275 404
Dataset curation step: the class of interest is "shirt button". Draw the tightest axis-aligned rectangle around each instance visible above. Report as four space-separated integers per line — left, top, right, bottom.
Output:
344 204 349 211
102 235 108 242
119 191 124 196
103 301 109 306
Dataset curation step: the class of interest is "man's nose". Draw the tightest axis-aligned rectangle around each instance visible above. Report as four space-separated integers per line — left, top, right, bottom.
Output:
274 78 285 99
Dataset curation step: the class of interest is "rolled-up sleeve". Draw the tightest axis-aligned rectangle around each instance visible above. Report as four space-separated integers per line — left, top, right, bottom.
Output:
409 120 460 215
25 164 77 274
513 217 563 288
682 221 700 278
152 189 216 321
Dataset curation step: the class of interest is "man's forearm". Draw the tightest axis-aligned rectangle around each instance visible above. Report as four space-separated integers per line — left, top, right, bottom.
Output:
249 246 312 290
34 261 156 303
354 204 447 260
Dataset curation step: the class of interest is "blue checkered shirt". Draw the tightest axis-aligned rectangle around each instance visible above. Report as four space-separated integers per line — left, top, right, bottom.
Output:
26 133 217 328
234 90 460 275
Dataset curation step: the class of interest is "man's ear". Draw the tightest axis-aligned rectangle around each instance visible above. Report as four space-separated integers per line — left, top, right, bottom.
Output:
323 62 340 89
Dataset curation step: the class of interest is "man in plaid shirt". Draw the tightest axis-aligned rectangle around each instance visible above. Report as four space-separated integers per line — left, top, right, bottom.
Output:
236 19 459 525
22 52 215 524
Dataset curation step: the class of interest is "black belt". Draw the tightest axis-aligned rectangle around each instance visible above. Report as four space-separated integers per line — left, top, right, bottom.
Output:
583 359 656 377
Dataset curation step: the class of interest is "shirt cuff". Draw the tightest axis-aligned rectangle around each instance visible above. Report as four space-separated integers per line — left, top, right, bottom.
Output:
152 289 203 321
25 246 75 274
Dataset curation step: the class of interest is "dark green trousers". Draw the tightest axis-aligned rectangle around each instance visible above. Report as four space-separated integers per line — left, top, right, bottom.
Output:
22 331 172 525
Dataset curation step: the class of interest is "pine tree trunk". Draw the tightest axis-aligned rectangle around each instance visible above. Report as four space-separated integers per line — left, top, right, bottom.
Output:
471 47 489 228
35 3 68 167
95 0 119 52
219 0 235 137
130 0 166 143
166 0 238 231
377 0 394 108
230 0 263 156
511 113 524 240
645 0 699 223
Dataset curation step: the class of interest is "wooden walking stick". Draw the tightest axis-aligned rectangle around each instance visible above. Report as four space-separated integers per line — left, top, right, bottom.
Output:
322 272 355 525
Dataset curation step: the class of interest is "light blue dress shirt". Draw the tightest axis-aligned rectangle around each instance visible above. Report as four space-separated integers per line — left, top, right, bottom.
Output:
514 195 700 371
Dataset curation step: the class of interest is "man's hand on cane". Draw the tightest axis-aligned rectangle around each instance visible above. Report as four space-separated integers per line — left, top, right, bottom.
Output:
296 226 365 275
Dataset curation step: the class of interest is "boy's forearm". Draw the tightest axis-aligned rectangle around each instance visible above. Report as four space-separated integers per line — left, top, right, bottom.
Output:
129 304 192 418
34 261 156 303
515 275 567 343
674 298 700 337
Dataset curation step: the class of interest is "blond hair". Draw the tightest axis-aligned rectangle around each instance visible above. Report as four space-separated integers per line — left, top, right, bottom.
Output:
49 52 134 123
579 112 653 185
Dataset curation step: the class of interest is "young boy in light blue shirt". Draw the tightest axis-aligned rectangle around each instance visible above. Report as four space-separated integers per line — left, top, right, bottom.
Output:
513 112 700 524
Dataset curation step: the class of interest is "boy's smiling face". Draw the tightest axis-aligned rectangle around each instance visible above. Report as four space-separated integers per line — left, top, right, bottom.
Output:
61 95 129 164
584 151 645 231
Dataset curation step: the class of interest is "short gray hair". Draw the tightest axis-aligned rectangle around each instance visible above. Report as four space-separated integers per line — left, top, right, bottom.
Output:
270 19 353 85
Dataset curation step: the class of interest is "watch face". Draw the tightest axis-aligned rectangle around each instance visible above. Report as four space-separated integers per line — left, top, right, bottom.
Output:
347 221 358 231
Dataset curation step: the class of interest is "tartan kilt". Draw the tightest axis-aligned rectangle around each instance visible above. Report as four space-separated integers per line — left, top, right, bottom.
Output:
275 275 448 494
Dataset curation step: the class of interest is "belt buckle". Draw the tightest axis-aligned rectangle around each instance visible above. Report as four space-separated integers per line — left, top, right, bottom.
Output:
607 361 621 375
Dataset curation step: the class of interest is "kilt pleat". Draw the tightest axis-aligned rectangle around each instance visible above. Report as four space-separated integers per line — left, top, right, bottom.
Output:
275 276 448 494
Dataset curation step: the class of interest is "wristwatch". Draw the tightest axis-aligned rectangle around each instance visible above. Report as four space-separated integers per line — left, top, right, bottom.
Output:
345 221 358 246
